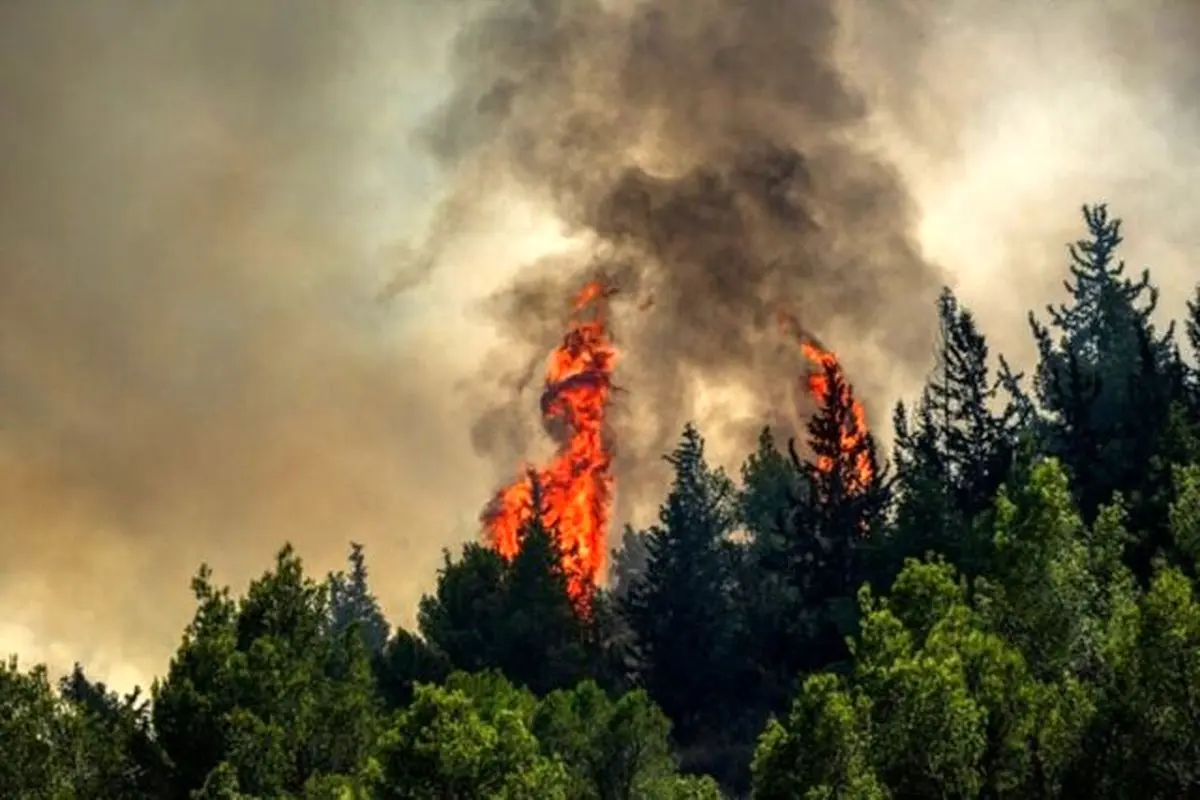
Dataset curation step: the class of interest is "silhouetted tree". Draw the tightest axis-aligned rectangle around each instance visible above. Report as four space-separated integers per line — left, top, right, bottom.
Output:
328 541 390 657
418 479 597 696
621 423 740 766
1030 204 1177 532
891 288 1029 576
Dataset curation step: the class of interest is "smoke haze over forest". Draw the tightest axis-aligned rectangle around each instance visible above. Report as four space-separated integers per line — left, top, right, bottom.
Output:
2 0 1200 690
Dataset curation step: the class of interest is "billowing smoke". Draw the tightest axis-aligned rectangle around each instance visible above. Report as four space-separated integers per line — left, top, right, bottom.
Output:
4 0 1200 691
410 0 945 510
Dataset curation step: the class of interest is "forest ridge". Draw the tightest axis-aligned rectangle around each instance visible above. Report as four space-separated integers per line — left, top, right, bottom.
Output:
6 204 1200 798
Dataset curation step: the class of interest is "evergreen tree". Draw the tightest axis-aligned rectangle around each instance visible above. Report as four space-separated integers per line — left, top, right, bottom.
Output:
418 479 597 696
327 541 390 657
739 426 800 550
58 665 170 798
610 525 650 600
501 505 594 696
1184 285 1200 421
891 395 956 569
1029 204 1178 529
768 357 889 675
891 288 1029 576
801 359 888 548
375 627 451 710
416 543 510 676
620 423 739 762
729 427 805 721
1187 286 1200 369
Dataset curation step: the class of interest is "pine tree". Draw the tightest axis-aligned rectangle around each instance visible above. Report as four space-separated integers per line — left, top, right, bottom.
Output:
416 543 510 676
620 423 739 750
935 289 1026 517
1029 204 1176 522
418 478 597 696
891 288 1029 575
891 395 955 568
749 360 890 681
739 426 800 551
328 542 390 657
731 426 803 676
795 357 889 601
1177 286 1200 445
1187 287 1200 367
500 485 593 696
610 525 650 600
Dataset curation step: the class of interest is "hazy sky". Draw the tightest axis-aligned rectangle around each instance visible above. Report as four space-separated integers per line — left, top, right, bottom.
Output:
2 0 1199 692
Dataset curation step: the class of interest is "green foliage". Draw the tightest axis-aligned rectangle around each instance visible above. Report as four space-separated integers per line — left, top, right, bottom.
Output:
751 673 884 800
753 557 1095 798
980 458 1132 680
328 542 391 658
58 665 170 797
1123 567 1200 791
151 545 380 797
1170 463 1200 570
533 680 675 799
0 657 75 798
376 676 568 799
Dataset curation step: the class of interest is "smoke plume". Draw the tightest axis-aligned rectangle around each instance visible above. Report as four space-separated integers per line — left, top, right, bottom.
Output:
418 0 945 509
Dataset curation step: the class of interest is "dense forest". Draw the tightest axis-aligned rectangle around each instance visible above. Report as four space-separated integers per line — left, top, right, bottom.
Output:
7 204 1200 799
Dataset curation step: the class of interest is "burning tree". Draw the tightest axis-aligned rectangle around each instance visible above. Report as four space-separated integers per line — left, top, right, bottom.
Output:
764 316 890 673
800 340 877 499
777 311 882 512
481 280 618 608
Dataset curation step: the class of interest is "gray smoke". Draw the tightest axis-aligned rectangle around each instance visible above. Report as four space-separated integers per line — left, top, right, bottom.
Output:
413 0 946 515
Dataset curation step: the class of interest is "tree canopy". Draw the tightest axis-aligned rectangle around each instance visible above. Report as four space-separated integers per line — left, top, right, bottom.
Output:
8 204 1200 798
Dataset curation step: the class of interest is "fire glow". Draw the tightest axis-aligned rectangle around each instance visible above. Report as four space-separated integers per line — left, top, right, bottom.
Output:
481 280 618 607
482 292 876 609
778 312 875 494
800 339 875 492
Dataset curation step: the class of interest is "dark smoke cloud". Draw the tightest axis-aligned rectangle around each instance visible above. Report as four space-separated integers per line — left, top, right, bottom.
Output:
418 0 946 510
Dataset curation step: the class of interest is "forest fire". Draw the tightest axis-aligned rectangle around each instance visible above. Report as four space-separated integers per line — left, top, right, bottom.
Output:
482 280 618 606
779 313 874 493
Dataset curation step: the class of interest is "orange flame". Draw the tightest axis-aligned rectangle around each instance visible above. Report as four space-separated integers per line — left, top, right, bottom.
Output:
779 312 874 493
482 280 618 606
